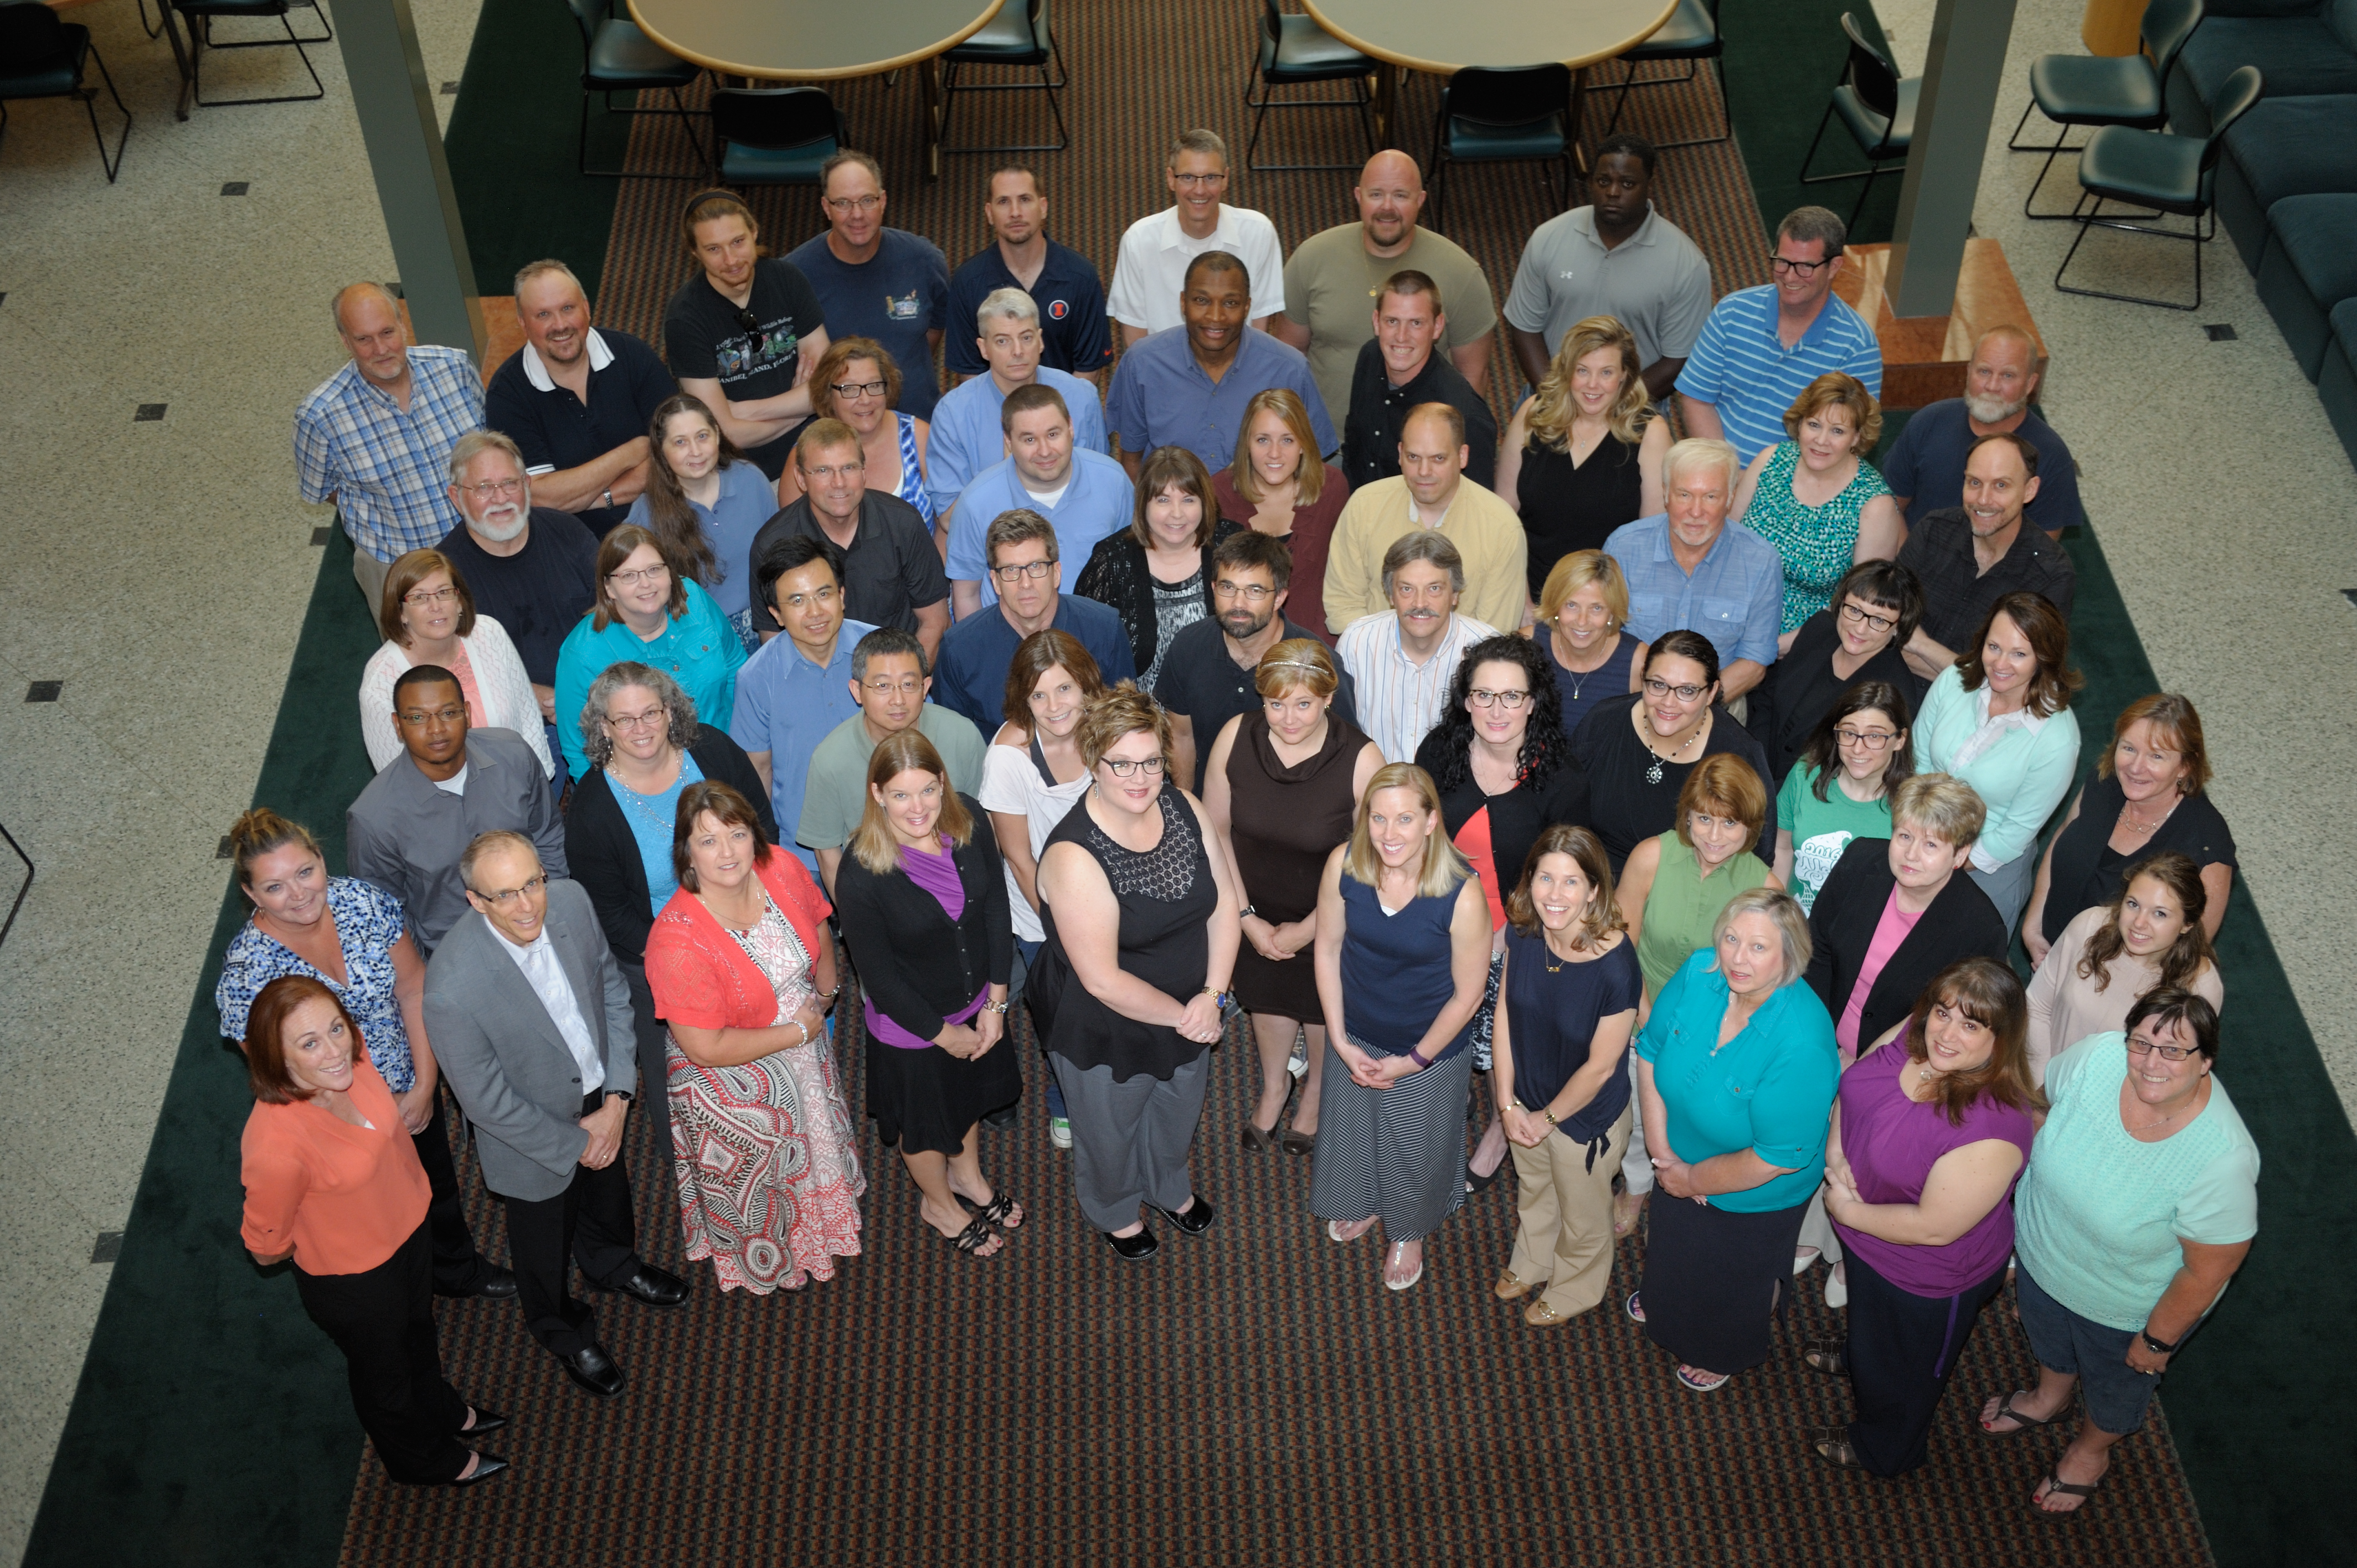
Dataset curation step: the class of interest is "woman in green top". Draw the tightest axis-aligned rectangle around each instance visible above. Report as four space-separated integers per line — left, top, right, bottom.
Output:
1621 754 1780 1007
1773 680 1912 915
1730 373 1903 641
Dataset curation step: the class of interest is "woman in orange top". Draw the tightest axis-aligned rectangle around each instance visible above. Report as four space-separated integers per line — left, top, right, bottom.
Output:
239 976 508 1488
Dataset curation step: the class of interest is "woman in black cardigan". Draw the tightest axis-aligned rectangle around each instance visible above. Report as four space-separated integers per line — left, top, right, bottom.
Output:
1413 634 1588 1189
833 730 1023 1259
1744 559 1927 788
564 661 774 1156
1073 445 1244 692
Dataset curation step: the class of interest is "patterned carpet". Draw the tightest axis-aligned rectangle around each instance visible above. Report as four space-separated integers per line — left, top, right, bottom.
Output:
337 3 2215 1561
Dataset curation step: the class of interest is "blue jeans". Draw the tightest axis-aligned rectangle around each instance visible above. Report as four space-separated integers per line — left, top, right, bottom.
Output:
1013 936 1064 1120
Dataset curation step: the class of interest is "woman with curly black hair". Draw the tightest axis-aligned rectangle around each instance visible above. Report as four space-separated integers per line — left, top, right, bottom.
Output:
1414 635 1591 1187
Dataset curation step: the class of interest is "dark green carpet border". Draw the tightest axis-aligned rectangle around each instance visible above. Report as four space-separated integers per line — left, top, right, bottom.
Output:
1725 0 1904 244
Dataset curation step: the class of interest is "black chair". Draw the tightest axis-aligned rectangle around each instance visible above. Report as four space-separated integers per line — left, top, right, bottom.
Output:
1244 0 1375 172
712 86 845 188
0 2 128 179
1795 12 1919 226
2056 63 2260 309
1602 0 1730 149
1429 64 1573 227
173 0 329 107
939 0 1067 154
565 0 707 180
2009 0 2204 218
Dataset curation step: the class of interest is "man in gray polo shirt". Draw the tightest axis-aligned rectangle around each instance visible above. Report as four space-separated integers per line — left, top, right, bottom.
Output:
1502 133 1711 401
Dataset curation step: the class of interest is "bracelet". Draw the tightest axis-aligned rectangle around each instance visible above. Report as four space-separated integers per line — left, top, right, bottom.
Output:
2139 1329 2179 1356
792 1018 810 1046
1407 1046 1430 1070
816 984 840 1000
981 999 1010 1014
1542 1106 1558 1128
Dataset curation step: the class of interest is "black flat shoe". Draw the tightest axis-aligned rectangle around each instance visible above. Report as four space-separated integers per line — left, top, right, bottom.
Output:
559 1343 626 1398
981 1104 1020 1130
436 1265 518 1299
460 1407 508 1436
594 1263 689 1308
1102 1226 1159 1261
1152 1195 1216 1237
441 1453 510 1487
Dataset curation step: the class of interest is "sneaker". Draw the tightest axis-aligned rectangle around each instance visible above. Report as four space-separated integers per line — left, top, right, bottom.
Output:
1048 1117 1072 1150
1287 1030 1308 1079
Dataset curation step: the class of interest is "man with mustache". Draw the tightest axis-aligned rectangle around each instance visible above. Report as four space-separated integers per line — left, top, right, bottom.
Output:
1335 530 1500 765
1880 326 2082 537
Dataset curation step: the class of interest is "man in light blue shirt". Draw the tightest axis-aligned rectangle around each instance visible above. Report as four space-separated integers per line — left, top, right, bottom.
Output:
945 383 1135 617
927 287 1107 523
1674 206 1882 464
728 534 878 876
1604 438 1783 700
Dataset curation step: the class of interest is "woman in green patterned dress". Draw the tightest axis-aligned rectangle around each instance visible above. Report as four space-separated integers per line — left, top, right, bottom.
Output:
1731 373 1903 649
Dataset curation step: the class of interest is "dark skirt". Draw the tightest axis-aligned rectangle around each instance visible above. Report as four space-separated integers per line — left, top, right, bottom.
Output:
867 1027 1024 1156
1641 1191 1810 1373
1234 938 1320 1022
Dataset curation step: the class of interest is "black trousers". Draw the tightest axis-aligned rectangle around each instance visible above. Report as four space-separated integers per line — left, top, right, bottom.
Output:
412 1089 496 1292
294 1220 472 1484
620 958 672 1161
1844 1247 2010 1476
498 1090 642 1357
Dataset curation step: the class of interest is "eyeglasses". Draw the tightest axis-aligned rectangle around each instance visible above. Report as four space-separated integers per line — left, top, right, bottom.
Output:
403 586 459 607
1171 171 1227 188
732 308 762 334
804 461 866 482
1839 602 1898 636
863 677 925 697
775 586 838 610
1101 755 1167 777
1834 726 1900 750
1212 580 1274 602
462 477 524 499
1644 677 1709 703
828 379 887 399
1467 688 1530 710
2126 1035 2198 1062
473 874 545 908
1769 252 1838 278
825 193 883 214
605 707 667 733
609 565 671 587
991 560 1056 582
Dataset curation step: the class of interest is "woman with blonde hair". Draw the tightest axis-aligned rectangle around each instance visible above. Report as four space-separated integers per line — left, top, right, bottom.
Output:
835 730 1024 1258
1495 316 1670 605
359 549 552 778
1309 763 1493 1291
1214 389 1352 643
625 392 774 652
1533 550 1647 739
772 336 935 527
1730 372 1903 642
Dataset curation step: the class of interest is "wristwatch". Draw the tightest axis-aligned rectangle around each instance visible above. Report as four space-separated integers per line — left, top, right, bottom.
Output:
2139 1329 2179 1356
1200 985 1233 1011
1237 904 1258 920
601 487 616 509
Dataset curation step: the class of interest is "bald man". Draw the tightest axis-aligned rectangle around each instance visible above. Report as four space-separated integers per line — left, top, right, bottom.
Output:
1271 149 1497 431
296 280 486 608
1881 326 2082 538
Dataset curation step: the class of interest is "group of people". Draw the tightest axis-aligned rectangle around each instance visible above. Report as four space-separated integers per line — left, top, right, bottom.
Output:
248 131 2256 1514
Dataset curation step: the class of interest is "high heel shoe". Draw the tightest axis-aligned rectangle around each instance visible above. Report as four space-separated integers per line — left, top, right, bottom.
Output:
1241 1120 1281 1153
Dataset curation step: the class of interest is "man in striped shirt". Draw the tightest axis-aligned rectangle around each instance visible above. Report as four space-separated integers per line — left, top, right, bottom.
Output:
1674 207 1882 465
1336 530 1501 764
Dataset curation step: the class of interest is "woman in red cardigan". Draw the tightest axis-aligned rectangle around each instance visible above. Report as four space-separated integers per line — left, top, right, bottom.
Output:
239 975 506 1487
645 780 865 1292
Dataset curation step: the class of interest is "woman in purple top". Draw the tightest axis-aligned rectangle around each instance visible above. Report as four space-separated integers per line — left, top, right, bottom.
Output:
1807 957 2041 1476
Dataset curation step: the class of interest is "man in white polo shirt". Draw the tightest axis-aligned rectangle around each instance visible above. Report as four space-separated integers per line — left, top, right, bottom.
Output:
1106 128 1286 346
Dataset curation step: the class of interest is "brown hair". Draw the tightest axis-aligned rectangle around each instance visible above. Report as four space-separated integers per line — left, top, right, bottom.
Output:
1505 823 1625 947
1001 380 1071 436
1001 628 1106 729
1226 389 1327 507
1254 637 1339 700
850 730 975 875
1954 592 2081 719
244 975 360 1103
809 336 902 416
639 393 744 588
2097 693 2212 797
1130 446 1218 549
1377 268 1441 311
227 807 325 896
1526 316 1651 449
379 549 478 644
1903 958 2043 1125
2078 850 2216 997
680 189 763 257
2123 987 2222 1060
593 524 688 631
795 416 863 467
1077 682 1176 776
1675 754 1768 854
1780 370 1882 453
671 780 773 893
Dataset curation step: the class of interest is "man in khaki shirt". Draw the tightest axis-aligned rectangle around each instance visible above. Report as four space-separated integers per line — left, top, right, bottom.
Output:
1321 403 1526 637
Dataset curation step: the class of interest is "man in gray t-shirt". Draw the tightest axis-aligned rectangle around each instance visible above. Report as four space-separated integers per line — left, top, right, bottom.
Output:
1502 133 1711 402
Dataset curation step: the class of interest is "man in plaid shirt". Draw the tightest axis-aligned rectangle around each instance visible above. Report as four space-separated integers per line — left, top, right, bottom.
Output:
296 281 485 611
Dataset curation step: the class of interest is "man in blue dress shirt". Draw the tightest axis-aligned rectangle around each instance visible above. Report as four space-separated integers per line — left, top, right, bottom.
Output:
729 535 878 876
933 509 1136 733
945 167 1113 387
1604 439 1783 702
927 287 1108 525
945 384 1135 617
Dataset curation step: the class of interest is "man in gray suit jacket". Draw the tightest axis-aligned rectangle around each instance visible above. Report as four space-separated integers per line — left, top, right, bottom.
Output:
424 831 688 1399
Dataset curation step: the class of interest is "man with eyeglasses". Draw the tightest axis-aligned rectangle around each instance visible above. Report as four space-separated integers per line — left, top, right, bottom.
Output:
946 166 1113 389
925 287 1110 526
933 509 1138 734
348 664 570 958
730 535 879 878
1154 531 1359 793
1336 530 1501 764
945 383 1134 617
1674 206 1882 464
1322 402 1525 637
1107 128 1288 345
748 418 951 665
796 627 987 896
483 259 677 533
786 151 950 420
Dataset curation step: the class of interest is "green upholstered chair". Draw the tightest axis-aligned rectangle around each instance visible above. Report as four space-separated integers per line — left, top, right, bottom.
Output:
0 1 128 179
565 0 707 180
712 87 844 188
939 0 1067 154
2055 63 2262 309
1796 13 1918 228
2009 0 2205 219
172 0 328 106
1428 64 1573 228
1601 0 1729 149
1244 0 1376 173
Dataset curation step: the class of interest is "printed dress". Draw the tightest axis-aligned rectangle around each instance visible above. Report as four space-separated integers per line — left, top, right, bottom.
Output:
1742 441 1891 632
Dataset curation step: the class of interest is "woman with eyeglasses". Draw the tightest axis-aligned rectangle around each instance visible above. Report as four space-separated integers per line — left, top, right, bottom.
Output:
773 337 936 533
359 549 553 779
1076 446 1244 692
1532 550 1648 742
1214 390 1351 644
662 188 830 482
1569 630 1772 879
1728 373 1903 643
1743 559 1927 790
624 393 776 654
1772 679 1913 916
2026 852 2222 1087
552 524 747 781
1988 990 2256 1516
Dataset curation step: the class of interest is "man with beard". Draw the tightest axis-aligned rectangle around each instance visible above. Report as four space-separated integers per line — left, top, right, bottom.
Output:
1152 531 1358 793
1881 326 2081 537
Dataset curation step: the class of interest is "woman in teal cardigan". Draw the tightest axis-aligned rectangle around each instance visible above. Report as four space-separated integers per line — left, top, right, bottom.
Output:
1912 592 2080 937
554 523 747 780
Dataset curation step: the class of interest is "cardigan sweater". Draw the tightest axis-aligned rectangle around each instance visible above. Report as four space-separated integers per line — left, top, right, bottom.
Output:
642 851 833 1030
833 796 1015 1043
564 724 776 965
1912 665 2081 870
358 615 554 779
1803 836 2010 1054
1071 518 1246 679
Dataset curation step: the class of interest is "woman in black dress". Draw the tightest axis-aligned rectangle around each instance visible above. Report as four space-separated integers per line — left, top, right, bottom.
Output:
1033 685 1244 1260
1743 559 1927 789
1569 630 1772 878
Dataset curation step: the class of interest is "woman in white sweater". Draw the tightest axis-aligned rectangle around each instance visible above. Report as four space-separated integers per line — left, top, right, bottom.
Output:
357 549 554 779
2027 851 2223 1085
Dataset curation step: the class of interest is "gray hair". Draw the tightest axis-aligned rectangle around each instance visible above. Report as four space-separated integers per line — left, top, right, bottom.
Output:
976 286 1039 334
1663 436 1741 497
1710 886 1813 986
332 280 400 331
447 428 526 487
1170 128 1227 166
1778 205 1848 257
579 662 699 770
1380 528 1465 597
459 829 540 893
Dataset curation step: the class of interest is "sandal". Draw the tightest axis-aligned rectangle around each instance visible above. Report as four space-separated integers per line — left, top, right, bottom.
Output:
2034 1467 2102 1515
1612 1189 1645 1238
1980 1391 2060 1436
1675 1364 1730 1392
1803 1337 1849 1376
957 1191 1025 1230
1809 1428 1867 1470
1382 1240 1423 1292
1327 1218 1375 1244
949 1216 1004 1258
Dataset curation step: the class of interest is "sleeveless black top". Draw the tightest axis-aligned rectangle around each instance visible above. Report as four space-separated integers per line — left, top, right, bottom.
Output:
1515 424 1649 599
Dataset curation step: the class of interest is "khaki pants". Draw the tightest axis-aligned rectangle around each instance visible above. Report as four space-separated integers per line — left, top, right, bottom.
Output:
351 538 392 621
1506 1102 1634 1319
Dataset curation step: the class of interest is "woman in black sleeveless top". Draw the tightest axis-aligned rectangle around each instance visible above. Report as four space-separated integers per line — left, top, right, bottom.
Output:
1494 316 1672 604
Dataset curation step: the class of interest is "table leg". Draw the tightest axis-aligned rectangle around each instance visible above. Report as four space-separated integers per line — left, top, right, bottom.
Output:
920 54 941 179
1373 60 1396 145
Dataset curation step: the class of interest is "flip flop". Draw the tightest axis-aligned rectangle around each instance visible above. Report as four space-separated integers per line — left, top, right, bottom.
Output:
1980 1391 2060 1436
2034 1468 2102 1515
1675 1364 1730 1392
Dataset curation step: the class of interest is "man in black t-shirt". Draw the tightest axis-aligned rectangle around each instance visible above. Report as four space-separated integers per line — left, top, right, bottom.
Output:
748 419 951 663
663 191 833 482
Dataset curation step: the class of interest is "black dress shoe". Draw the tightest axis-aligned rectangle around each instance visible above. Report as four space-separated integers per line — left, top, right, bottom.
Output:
436 1264 519 1299
559 1343 626 1397
442 1453 510 1487
1102 1226 1159 1261
460 1407 507 1436
981 1103 1020 1131
594 1263 689 1308
1152 1196 1216 1237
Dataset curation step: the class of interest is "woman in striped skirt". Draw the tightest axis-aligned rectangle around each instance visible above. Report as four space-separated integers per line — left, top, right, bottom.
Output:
1308 763 1494 1291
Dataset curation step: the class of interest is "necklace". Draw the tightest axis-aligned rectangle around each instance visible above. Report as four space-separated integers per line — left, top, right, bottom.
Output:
610 759 686 835
2119 793 2179 835
1638 717 1707 784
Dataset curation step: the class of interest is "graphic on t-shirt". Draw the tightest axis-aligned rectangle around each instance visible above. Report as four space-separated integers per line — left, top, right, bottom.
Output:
1048 298 1069 319
885 289 923 321
716 319 801 384
1791 829 1856 912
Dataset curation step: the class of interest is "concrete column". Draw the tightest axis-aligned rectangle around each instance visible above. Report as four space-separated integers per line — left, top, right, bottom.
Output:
331 0 487 360
1885 0 2020 318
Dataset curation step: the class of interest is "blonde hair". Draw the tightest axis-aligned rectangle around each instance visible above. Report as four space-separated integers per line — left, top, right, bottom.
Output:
1226 389 1327 507
1343 764 1469 901
1536 549 1630 631
1253 638 1339 700
1709 886 1812 983
1890 773 1987 848
1525 316 1651 449
850 730 974 876
228 808 325 895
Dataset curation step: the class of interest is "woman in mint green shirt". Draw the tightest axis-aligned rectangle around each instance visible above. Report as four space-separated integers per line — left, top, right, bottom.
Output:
1985 989 2257 1515
554 524 748 778
1628 888 1839 1391
1775 679 1911 914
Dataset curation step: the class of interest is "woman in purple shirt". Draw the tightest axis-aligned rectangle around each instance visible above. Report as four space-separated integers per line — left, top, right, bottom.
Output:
1807 956 2041 1475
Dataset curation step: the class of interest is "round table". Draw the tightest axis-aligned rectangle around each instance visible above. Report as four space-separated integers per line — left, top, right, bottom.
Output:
625 0 1005 176
1302 0 1680 150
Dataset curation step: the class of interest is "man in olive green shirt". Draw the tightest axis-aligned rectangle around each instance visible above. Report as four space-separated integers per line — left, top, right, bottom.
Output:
1271 150 1497 431
1321 404 1527 637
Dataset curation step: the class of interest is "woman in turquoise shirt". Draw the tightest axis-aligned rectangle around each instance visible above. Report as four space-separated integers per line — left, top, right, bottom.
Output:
1628 887 1839 1392
554 524 748 780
